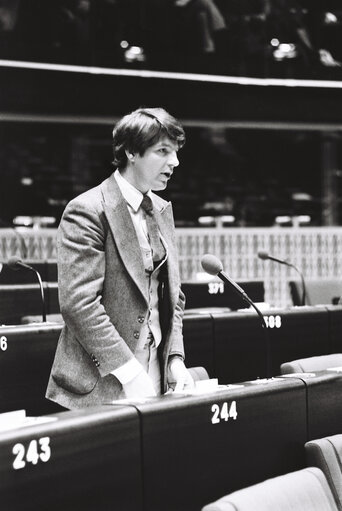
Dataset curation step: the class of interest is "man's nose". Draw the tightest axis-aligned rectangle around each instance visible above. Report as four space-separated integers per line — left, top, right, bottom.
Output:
168 151 179 167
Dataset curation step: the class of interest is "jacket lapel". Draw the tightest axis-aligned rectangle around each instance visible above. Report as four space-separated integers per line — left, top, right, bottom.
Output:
153 196 179 312
101 174 149 303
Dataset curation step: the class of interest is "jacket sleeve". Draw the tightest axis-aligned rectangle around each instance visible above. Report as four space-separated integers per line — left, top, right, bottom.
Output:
168 285 186 361
57 197 136 377
164 201 186 361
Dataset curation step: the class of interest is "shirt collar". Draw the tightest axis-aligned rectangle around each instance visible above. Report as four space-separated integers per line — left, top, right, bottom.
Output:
114 169 152 212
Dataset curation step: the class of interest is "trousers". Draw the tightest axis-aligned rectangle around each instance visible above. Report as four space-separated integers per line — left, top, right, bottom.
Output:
135 333 161 396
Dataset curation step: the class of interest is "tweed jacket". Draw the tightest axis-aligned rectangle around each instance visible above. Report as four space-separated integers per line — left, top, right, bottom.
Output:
46 173 185 409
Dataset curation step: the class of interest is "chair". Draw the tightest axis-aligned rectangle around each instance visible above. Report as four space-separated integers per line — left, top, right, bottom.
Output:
289 279 342 306
305 434 342 511
168 366 210 392
188 366 210 381
280 354 342 374
201 467 338 511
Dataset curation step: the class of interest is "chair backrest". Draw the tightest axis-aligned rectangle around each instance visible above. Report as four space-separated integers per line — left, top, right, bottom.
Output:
280 354 342 374
305 434 342 511
305 434 342 509
188 366 210 381
201 467 338 511
289 279 342 306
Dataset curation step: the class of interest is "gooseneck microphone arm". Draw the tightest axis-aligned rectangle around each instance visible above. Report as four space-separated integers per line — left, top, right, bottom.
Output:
8 257 47 322
217 271 267 329
258 251 306 306
201 254 271 379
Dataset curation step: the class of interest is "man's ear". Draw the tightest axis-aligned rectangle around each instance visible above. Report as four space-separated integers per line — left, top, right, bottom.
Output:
125 149 135 162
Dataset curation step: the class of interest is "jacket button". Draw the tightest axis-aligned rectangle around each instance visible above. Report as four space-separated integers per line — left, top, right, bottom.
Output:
95 362 100 367
138 316 144 323
134 332 140 339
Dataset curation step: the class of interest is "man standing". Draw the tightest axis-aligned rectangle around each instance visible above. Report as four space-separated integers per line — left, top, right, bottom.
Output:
46 107 194 409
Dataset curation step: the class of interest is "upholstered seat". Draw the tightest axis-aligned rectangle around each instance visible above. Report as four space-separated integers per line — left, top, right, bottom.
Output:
188 366 210 381
202 467 338 511
305 434 342 511
289 279 342 306
280 354 342 374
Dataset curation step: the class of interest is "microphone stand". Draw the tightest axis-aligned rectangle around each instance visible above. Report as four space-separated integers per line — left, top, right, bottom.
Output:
217 271 272 379
9 260 47 322
263 255 306 306
30 267 47 323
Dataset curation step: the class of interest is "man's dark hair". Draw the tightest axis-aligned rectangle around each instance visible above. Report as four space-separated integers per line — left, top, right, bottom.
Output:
112 107 186 169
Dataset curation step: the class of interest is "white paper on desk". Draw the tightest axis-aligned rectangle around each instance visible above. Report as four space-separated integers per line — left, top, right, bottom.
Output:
0 409 57 432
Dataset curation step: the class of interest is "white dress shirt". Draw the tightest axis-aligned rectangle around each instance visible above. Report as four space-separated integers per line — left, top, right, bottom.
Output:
111 169 168 385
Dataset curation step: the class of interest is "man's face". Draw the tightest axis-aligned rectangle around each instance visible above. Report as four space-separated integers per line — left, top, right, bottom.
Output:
132 138 179 192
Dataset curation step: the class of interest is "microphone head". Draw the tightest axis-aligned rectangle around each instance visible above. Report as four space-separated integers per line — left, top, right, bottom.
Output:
201 254 223 276
257 251 269 261
7 256 23 270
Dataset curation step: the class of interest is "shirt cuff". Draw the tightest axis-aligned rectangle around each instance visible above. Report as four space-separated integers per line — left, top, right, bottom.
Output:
111 358 144 385
168 355 185 368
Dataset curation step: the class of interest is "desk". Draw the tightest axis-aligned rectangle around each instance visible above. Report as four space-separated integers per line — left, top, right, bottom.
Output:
125 378 306 511
281 370 342 441
0 405 142 511
182 280 265 310
0 283 60 324
0 323 63 414
183 312 215 377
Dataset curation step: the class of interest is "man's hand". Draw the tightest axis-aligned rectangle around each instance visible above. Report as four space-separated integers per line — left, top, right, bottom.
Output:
122 370 157 399
168 358 195 392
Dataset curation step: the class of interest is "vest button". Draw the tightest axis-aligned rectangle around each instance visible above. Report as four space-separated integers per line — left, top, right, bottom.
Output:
134 331 140 339
138 316 144 323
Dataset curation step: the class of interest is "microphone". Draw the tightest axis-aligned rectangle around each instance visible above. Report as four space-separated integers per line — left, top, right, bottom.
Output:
201 254 271 378
257 251 306 306
8 257 47 322
201 254 254 307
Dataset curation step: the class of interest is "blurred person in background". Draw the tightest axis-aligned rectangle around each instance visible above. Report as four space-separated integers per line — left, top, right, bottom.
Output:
46 107 194 409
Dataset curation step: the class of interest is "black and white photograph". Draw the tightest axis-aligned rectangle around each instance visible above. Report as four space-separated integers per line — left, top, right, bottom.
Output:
1 1 342 510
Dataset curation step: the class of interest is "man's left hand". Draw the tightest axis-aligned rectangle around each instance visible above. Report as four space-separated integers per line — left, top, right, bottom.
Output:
167 358 195 392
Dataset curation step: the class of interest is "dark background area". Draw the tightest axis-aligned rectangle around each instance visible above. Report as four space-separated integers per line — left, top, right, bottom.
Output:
1 0 342 228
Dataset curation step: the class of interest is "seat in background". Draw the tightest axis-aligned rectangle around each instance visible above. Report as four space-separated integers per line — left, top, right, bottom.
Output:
188 366 210 381
201 467 338 511
280 354 342 374
305 434 342 511
290 279 342 306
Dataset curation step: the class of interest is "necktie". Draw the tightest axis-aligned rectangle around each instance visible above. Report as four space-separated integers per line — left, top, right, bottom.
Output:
140 194 166 264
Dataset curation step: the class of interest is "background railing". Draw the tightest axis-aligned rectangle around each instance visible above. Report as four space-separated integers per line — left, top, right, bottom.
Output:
2 227 342 308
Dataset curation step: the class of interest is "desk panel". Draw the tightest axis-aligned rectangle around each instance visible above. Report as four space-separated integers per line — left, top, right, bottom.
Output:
129 378 306 511
212 306 331 384
268 306 331 376
0 323 63 414
326 305 342 353
213 311 268 383
183 313 214 377
0 261 48 284
0 406 142 511
281 370 342 441
0 283 60 324
182 280 264 310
